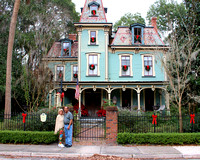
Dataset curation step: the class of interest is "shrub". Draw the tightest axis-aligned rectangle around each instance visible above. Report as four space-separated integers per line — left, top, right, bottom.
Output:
117 132 200 145
0 130 58 144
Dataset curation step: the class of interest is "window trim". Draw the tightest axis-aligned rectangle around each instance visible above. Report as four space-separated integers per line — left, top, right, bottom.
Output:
119 54 133 77
55 65 65 81
141 54 155 77
88 30 99 45
71 64 78 81
61 40 71 57
86 53 100 76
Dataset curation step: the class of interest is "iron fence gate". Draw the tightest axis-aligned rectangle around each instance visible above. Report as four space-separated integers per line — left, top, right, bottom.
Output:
73 116 106 140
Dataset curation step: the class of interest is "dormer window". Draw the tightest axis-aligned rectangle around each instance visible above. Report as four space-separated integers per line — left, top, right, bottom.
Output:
131 23 145 45
60 39 73 57
134 28 141 43
88 1 100 17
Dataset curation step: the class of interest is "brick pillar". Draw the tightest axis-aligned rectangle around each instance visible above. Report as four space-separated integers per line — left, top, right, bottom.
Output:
106 106 118 144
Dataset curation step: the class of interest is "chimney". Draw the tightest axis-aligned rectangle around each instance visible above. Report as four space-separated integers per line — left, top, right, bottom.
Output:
151 17 158 34
69 34 77 41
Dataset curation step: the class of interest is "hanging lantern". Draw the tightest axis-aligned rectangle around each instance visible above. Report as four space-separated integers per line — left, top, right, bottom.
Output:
63 42 69 52
89 64 95 70
145 65 151 71
122 65 128 71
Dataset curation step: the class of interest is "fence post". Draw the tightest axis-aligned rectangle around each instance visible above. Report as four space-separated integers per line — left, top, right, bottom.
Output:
106 106 118 145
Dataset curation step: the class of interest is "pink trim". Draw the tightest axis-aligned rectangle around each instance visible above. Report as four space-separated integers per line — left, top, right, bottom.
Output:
79 0 87 22
100 0 107 22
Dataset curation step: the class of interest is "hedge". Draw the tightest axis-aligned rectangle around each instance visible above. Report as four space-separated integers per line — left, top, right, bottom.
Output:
117 132 200 145
0 131 58 144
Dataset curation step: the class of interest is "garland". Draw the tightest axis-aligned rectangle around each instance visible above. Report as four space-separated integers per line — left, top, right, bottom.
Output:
122 65 128 71
89 64 95 70
91 10 96 15
145 65 151 71
73 73 78 78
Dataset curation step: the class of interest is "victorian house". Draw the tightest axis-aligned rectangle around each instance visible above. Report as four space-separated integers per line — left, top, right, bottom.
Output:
43 0 170 116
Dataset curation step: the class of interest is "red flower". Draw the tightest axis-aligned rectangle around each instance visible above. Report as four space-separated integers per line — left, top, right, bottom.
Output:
96 109 106 117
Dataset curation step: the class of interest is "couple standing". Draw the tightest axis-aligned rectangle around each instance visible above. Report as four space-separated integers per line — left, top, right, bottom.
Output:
54 106 73 148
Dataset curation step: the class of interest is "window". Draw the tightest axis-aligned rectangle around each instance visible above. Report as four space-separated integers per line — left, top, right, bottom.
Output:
88 55 98 76
72 65 78 81
121 56 130 76
90 31 96 45
90 5 98 16
144 56 153 76
56 66 64 81
134 28 142 43
62 42 70 56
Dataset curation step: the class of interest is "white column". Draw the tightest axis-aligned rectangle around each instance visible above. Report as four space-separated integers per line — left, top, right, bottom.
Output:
105 31 109 81
78 31 82 80
49 91 52 109
137 91 141 111
78 92 81 117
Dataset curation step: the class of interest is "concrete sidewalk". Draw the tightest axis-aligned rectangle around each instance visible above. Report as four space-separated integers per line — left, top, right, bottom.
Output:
0 144 200 159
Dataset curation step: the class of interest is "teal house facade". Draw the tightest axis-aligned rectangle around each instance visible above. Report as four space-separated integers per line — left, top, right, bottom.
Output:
43 0 170 116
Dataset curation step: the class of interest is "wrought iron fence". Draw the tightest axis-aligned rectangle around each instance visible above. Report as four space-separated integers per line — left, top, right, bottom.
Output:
0 112 57 131
118 114 200 133
73 116 106 140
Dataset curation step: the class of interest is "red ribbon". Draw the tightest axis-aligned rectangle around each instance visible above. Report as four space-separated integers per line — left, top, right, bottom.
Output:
22 113 27 123
124 65 127 69
190 114 195 124
152 115 157 124
146 65 150 70
91 37 95 42
136 35 140 39
92 10 96 15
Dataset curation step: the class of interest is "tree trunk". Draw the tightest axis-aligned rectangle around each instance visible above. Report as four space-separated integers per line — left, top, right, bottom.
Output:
178 101 183 133
4 0 21 117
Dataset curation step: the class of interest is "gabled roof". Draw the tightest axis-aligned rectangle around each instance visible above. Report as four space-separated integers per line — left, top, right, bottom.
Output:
88 1 100 7
80 0 107 23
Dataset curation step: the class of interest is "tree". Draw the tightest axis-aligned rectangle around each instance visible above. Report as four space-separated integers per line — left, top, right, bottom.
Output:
113 12 145 31
4 0 21 116
146 0 186 32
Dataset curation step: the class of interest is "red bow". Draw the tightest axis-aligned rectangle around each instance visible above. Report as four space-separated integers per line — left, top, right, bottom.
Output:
124 65 127 69
91 37 95 42
22 113 27 123
92 10 96 15
91 64 94 67
152 115 157 124
136 35 140 39
146 65 150 70
190 114 195 124
64 48 67 52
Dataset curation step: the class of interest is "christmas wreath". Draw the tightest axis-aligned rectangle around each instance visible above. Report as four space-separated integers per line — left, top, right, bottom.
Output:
91 10 96 15
122 65 128 71
91 37 96 43
89 64 95 70
134 35 141 43
73 73 78 78
145 65 151 71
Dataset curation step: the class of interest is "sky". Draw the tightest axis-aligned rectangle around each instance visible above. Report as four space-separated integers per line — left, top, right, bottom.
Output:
71 0 183 25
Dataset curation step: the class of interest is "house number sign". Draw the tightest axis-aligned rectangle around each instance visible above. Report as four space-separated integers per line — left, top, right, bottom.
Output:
40 113 47 122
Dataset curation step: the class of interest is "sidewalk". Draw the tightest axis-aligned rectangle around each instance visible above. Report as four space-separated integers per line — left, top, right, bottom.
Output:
0 144 200 159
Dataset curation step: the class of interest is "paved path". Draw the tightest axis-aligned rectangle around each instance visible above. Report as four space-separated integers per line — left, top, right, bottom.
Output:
0 144 199 159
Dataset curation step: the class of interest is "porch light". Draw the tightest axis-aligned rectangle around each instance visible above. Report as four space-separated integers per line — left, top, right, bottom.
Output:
112 96 117 105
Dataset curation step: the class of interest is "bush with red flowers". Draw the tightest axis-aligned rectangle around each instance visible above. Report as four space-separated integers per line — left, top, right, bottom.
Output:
73 103 89 116
96 109 106 117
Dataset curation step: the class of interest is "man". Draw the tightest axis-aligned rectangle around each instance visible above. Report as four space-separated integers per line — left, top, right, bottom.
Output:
63 106 73 147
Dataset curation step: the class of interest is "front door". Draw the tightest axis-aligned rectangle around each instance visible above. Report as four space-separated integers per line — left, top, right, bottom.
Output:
122 89 131 108
85 89 101 116
145 89 154 111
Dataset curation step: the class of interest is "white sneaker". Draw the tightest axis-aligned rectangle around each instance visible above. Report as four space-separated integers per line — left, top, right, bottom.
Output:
60 144 65 148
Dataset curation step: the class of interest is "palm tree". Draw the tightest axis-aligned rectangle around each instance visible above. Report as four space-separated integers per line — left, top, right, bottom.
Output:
4 0 21 117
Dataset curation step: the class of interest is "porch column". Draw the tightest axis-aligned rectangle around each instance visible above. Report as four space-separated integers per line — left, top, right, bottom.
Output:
166 92 170 115
49 91 52 109
78 92 81 117
137 91 141 111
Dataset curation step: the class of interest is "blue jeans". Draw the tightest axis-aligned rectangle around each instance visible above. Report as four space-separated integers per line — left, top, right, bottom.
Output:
64 124 73 146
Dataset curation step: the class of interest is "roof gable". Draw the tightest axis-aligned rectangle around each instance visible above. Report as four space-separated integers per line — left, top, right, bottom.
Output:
80 0 107 23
